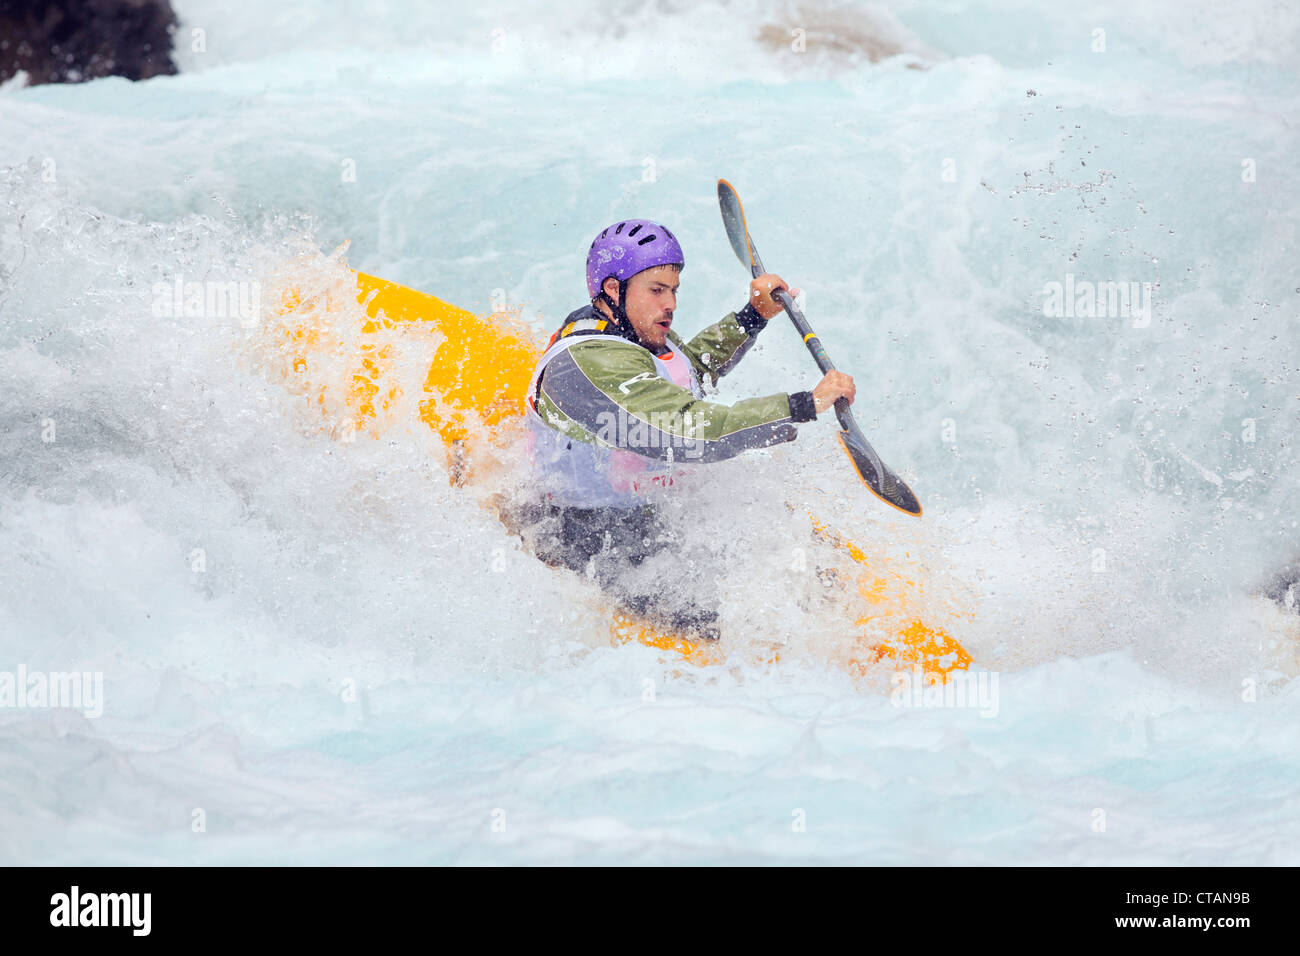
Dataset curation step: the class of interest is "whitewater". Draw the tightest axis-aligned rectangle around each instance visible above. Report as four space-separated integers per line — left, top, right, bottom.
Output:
1 0 1297 864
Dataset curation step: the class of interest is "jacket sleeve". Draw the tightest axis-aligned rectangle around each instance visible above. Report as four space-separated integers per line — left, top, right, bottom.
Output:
675 303 767 387
535 338 800 463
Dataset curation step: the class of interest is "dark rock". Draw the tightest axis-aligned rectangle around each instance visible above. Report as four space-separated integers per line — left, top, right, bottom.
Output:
1262 561 1300 615
0 0 177 85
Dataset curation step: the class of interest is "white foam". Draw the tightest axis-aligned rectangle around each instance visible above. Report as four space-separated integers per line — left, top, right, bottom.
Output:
0 0 1297 863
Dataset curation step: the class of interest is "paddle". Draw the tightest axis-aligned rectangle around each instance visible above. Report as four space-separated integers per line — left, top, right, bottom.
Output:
716 179 921 516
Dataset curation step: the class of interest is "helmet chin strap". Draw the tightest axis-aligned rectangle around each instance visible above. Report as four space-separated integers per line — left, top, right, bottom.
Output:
597 279 648 347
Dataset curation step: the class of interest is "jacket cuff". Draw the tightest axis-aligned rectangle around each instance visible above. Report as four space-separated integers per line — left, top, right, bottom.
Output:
735 302 766 335
788 391 817 423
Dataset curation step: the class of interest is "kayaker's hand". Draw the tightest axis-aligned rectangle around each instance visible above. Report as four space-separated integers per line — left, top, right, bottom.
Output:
812 371 855 413
749 274 800 320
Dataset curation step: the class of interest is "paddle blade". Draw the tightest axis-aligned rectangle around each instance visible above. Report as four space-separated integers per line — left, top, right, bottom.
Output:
837 430 922 516
717 179 762 274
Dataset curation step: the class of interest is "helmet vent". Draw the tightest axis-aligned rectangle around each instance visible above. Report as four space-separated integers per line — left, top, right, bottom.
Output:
615 222 625 234
637 234 657 245
627 223 643 236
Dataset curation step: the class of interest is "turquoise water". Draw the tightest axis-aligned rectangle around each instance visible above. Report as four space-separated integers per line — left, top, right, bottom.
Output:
1 0 1297 864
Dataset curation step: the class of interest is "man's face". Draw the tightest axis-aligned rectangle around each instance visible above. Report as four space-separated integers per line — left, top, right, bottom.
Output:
605 265 679 349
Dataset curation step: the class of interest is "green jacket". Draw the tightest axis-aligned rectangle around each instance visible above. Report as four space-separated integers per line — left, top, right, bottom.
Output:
527 303 817 507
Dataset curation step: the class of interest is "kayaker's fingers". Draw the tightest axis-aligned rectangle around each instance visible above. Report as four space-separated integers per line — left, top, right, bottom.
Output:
750 274 793 319
812 370 855 412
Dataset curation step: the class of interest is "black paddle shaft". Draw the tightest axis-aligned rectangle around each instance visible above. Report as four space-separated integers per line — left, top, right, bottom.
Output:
752 264 854 432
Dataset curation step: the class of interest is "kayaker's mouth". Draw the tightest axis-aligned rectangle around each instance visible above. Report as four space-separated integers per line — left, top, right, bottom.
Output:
656 316 672 331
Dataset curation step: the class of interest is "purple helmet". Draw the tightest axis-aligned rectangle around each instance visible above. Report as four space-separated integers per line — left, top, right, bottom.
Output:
585 219 685 299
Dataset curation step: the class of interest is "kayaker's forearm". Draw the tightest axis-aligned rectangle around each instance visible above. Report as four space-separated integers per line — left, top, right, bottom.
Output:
678 303 768 385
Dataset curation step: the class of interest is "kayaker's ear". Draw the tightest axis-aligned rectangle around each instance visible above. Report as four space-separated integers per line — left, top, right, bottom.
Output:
601 276 621 306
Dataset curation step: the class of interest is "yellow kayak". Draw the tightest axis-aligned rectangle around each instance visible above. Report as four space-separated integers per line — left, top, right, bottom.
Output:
263 267 971 682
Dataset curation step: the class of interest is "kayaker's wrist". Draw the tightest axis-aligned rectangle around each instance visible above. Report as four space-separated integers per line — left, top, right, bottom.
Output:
735 302 765 335
788 390 817 423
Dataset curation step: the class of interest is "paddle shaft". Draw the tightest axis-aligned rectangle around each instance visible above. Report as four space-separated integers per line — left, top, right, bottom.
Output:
748 263 856 432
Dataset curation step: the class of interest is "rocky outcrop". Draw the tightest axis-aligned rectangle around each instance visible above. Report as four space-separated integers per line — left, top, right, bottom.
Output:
0 0 177 85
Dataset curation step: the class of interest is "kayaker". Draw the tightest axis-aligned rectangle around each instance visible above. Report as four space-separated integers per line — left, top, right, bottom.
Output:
509 218 856 640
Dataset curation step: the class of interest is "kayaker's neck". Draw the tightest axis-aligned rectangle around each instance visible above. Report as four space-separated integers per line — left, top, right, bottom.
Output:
592 298 670 355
